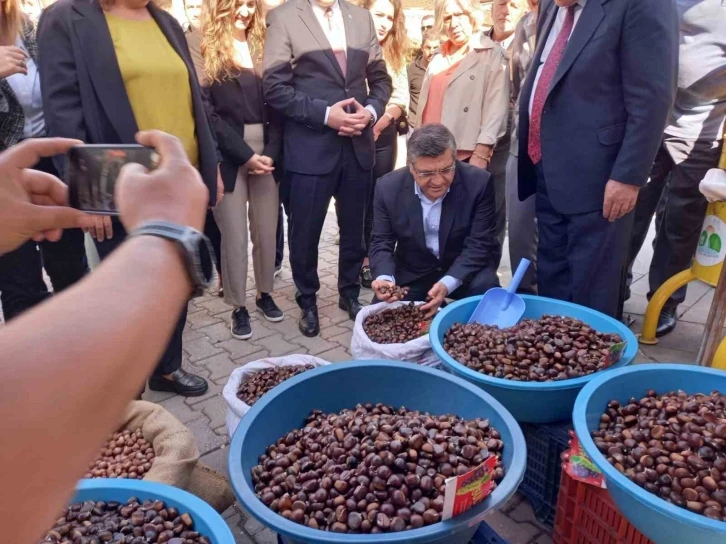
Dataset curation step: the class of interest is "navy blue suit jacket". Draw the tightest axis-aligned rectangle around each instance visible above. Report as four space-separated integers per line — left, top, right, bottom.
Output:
369 162 501 287
517 0 678 214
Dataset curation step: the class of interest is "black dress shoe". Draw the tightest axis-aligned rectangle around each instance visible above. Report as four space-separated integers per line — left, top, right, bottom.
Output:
360 266 373 289
656 307 677 337
148 369 209 397
299 305 320 337
339 296 363 321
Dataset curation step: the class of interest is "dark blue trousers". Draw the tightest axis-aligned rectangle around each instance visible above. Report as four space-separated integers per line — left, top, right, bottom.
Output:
535 164 632 317
288 141 371 308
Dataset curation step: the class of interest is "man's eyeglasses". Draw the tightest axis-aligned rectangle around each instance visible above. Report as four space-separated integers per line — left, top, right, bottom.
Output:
421 24 433 31
410 163 456 181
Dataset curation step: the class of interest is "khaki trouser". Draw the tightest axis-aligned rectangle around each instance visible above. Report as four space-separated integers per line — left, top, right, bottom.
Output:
213 124 278 309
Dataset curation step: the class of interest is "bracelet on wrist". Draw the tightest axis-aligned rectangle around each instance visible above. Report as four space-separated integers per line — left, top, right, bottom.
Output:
472 151 490 163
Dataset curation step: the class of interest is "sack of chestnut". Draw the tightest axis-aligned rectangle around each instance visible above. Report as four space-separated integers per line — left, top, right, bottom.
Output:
88 401 235 512
223 355 330 437
351 301 440 367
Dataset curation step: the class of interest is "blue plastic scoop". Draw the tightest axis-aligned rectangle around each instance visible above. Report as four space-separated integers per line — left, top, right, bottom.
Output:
468 259 531 327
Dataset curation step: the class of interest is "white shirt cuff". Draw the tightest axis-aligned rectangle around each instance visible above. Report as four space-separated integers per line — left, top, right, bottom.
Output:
376 275 396 284
324 106 331 126
365 105 378 124
439 275 462 296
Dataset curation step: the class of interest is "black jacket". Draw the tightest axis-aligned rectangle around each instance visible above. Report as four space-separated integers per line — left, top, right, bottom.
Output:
262 0 392 175
204 69 283 192
370 161 501 287
37 0 220 204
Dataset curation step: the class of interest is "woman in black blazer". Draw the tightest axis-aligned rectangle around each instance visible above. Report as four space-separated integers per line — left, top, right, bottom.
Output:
200 0 284 341
37 0 222 397
0 13 87 322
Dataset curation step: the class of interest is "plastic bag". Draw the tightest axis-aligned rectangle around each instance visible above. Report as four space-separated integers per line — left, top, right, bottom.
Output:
350 301 441 367
223 355 330 437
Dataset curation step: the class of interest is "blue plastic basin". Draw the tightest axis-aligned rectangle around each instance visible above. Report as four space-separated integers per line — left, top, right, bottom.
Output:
228 360 526 544
430 295 637 423
72 479 235 543
573 364 726 544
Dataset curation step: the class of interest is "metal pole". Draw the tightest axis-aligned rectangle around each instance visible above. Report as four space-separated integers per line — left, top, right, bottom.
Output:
697 260 726 366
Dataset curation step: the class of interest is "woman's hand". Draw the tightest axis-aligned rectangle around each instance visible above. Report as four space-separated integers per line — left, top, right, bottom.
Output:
372 115 392 142
0 46 28 79
247 154 274 176
85 215 113 242
469 144 492 170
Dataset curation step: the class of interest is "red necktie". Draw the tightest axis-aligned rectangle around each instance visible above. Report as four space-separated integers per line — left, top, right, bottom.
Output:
528 6 576 164
324 7 347 76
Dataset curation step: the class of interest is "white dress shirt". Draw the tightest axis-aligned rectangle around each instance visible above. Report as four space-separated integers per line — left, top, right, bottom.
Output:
528 0 588 116
310 0 378 126
376 184 462 296
6 36 45 139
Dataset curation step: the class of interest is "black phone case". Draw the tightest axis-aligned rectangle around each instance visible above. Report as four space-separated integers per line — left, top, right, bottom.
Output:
67 145 158 215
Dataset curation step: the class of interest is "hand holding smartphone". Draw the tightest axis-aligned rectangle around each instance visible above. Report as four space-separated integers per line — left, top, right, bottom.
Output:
67 145 159 215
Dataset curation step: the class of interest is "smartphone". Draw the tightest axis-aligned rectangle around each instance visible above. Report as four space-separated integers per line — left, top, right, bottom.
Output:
67 144 160 215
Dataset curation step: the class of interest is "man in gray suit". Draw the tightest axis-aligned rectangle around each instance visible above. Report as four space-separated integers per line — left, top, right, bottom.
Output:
517 0 678 317
263 0 391 337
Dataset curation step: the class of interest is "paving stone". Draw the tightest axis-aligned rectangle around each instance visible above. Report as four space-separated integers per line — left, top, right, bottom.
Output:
319 324 353 340
214 335 265 359
187 309 224 330
639 344 698 364
316 346 353 362
252 335 306 357
197 297 234 315
197 352 239 381
186 418 228 455
141 388 176 403
509 497 539 524
243 513 266 536
198 395 228 429
318 302 352 324
200 446 229 476
254 528 278 544
292 334 340 355
184 379 225 405
158 395 206 424
483 510 541 543
214 425 229 436
184 337 224 362
182 328 206 343
327 329 353 349
623 293 648 316
680 289 714 324
531 533 554 544
196 321 237 344
223 505 238 519
500 493 524 514
652 320 705 354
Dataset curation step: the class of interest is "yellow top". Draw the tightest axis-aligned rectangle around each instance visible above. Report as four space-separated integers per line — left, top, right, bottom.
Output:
105 13 198 166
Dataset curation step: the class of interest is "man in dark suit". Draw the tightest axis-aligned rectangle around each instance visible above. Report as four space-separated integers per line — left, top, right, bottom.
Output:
370 124 501 316
517 0 678 317
263 0 392 337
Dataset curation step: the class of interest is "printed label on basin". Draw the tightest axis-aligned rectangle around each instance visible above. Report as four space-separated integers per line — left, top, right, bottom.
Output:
442 455 497 520
696 214 726 267
562 432 605 488
603 340 627 368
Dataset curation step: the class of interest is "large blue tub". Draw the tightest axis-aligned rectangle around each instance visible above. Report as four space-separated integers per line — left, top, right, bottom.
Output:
573 364 726 544
228 360 526 544
71 479 234 543
430 295 637 423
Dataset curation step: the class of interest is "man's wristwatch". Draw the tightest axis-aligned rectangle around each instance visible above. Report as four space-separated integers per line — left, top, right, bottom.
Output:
129 221 215 298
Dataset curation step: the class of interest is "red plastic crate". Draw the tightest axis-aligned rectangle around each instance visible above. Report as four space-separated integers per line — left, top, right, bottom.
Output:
553 470 653 544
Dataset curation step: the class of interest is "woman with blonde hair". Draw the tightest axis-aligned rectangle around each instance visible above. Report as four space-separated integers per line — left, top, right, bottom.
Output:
414 0 509 171
201 0 284 340
0 0 88 323
358 0 409 288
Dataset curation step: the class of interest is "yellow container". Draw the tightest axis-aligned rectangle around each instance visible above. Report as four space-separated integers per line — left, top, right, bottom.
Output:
691 201 726 287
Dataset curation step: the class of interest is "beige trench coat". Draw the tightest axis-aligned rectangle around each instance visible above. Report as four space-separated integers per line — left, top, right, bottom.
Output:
414 32 510 151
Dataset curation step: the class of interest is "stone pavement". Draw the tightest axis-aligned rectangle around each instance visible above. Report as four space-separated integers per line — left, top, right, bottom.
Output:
0 205 713 543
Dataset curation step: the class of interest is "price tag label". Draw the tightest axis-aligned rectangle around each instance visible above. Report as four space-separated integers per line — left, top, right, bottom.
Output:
603 340 627 368
441 456 498 520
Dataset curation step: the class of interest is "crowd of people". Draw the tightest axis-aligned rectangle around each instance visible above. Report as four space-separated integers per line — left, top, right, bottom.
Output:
0 0 724 398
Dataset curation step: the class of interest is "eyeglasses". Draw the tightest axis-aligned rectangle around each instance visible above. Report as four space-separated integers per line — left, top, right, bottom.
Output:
410 163 456 181
421 24 433 31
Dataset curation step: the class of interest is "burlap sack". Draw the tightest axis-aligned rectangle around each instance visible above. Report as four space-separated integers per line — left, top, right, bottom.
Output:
120 400 200 490
185 462 236 513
